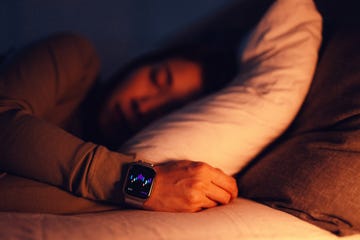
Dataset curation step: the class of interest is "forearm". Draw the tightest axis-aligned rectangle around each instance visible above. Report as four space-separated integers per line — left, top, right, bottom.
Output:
0 109 134 203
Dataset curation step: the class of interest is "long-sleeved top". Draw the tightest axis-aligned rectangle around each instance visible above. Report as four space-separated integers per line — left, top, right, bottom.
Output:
0 33 135 213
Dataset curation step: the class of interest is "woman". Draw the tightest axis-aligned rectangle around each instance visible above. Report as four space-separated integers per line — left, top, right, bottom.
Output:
0 32 238 213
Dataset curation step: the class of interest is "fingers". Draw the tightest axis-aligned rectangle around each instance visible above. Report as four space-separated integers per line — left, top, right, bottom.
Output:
189 161 238 199
205 182 232 205
146 160 238 213
209 167 238 199
185 162 238 206
201 197 218 209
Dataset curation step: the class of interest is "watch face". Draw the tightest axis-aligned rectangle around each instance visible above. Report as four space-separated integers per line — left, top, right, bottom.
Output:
125 164 156 199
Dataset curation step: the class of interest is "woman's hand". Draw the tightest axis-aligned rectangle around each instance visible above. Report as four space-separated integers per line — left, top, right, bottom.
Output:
143 160 238 212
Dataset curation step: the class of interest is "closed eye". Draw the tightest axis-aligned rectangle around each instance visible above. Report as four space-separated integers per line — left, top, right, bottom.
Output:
149 63 173 90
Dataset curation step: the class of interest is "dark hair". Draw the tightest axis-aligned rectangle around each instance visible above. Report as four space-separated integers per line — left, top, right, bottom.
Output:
103 42 238 97
84 43 238 147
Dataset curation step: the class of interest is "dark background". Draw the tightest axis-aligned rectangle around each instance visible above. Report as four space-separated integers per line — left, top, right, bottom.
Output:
1 0 235 78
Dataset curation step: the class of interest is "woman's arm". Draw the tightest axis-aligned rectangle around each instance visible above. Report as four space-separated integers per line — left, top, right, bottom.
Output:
0 33 134 203
0 33 237 210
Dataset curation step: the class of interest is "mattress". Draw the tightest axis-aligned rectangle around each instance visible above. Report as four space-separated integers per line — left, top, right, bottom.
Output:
1 197 359 240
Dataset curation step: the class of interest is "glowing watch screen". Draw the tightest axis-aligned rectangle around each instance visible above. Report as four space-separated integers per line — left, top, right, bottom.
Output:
125 164 156 199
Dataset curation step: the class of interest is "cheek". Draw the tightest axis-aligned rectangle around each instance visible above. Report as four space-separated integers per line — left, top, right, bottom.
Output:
173 71 202 100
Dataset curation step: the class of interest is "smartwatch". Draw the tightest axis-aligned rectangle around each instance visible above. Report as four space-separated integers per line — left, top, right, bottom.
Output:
123 160 156 208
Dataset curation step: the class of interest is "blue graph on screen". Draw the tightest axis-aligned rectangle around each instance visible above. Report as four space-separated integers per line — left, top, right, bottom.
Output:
130 174 153 187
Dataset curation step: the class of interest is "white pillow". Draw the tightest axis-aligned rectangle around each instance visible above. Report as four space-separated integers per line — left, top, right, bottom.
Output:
120 0 323 175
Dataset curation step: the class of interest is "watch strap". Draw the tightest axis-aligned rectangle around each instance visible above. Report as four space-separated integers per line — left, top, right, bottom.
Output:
124 195 146 208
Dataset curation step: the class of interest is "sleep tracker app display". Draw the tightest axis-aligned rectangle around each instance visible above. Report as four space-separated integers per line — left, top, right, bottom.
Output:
124 164 156 199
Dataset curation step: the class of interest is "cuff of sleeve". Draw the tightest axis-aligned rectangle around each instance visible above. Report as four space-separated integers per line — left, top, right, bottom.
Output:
86 146 135 204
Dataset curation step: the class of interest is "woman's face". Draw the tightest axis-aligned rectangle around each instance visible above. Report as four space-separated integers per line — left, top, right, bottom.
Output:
98 58 202 144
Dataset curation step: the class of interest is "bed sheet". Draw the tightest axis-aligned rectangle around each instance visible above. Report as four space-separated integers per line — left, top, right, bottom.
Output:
1 198 358 240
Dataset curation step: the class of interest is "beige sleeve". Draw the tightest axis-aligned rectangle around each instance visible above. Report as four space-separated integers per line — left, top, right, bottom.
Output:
0 33 134 204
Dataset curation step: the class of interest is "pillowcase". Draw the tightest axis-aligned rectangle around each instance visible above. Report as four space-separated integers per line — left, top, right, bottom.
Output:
120 0 322 175
237 18 360 236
